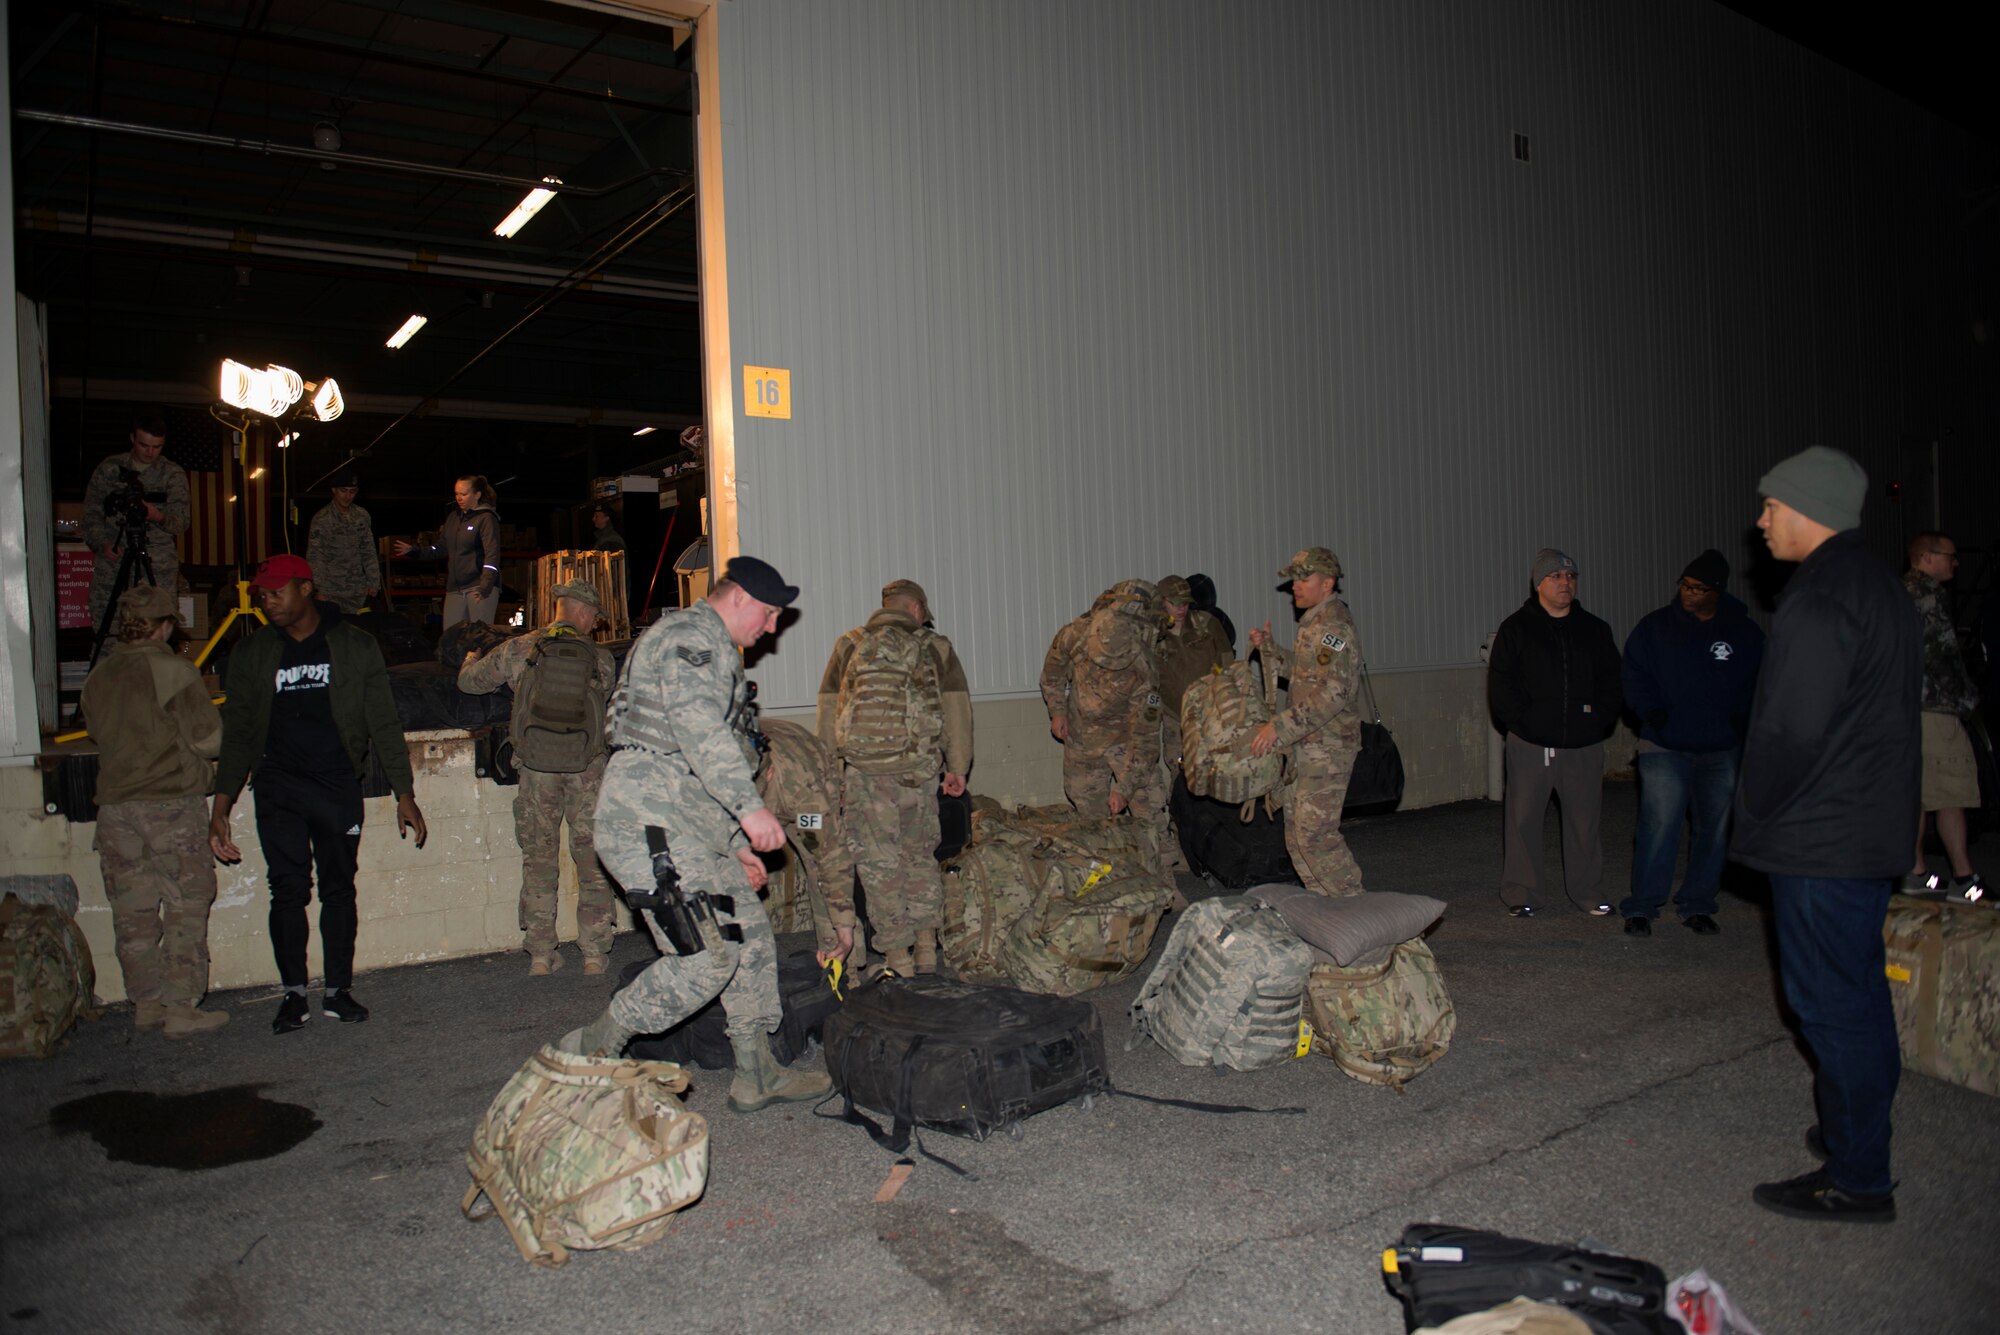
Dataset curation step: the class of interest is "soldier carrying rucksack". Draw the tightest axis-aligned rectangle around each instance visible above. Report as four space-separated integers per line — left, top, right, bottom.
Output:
816 579 973 979
460 581 619 975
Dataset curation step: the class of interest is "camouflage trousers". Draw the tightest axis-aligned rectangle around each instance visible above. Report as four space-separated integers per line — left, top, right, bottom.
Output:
842 766 941 955
89 547 180 633
610 876 781 1051
95 795 217 1006
514 758 615 958
1285 749 1364 898
1065 747 1176 875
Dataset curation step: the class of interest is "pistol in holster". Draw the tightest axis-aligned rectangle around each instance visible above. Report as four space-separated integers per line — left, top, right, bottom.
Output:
630 827 741 957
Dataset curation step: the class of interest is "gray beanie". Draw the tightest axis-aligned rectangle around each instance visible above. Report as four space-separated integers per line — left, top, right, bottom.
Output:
1757 445 1866 532
1531 548 1577 587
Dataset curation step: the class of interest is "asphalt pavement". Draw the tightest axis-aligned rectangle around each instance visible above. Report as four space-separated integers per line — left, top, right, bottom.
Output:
4 787 1995 1335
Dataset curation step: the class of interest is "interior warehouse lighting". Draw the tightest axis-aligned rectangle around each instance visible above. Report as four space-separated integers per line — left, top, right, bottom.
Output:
385 314 428 349
493 177 562 238
308 377 345 422
219 359 304 418
632 426 657 436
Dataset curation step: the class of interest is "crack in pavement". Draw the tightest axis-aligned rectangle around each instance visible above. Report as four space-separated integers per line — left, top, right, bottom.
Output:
1078 1034 1792 1332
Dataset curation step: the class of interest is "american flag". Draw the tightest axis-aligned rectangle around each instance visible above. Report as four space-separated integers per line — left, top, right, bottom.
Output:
169 408 272 567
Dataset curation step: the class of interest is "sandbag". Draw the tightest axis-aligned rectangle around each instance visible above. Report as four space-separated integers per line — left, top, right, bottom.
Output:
0 891 97 1059
1883 893 2000 1097
1307 938 1455 1089
462 1045 708 1267
1172 774 1299 888
1132 896 1313 1070
822 974 1110 1142
998 861 1174 996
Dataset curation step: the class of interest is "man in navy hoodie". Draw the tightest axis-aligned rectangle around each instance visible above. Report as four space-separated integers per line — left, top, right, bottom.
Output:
1617 550 1764 936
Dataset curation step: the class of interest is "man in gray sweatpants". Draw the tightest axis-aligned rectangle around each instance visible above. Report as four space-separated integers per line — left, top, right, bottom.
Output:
1487 549 1625 917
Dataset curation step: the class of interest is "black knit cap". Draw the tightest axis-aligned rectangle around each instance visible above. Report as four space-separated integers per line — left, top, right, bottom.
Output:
724 555 798 608
1681 549 1729 589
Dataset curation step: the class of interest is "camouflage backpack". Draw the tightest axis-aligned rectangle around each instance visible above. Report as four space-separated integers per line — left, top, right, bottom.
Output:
756 719 847 942
1882 894 2000 1097
999 860 1175 996
510 629 609 774
1131 895 1313 1071
1306 938 1455 1089
939 842 1042 982
833 623 942 772
1180 658 1284 809
463 1045 709 1267
0 883 97 1059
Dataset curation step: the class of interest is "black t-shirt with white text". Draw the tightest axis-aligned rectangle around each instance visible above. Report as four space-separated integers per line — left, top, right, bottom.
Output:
258 625 349 782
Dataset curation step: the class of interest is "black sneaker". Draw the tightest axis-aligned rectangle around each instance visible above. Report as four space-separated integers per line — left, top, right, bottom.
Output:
1683 914 1721 935
273 992 310 1035
1950 874 1986 904
1623 916 1651 937
322 989 370 1024
1751 1168 1895 1223
1508 905 1536 919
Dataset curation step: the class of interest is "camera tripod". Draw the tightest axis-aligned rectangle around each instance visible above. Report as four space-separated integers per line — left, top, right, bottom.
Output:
84 521 158 673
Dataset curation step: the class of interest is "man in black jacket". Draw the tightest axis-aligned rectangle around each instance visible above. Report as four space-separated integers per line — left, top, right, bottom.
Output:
1488 548 1623 917
1734 446 1919 1223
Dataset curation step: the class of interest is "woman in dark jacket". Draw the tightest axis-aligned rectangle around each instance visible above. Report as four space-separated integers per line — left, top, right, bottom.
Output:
394 474 502 626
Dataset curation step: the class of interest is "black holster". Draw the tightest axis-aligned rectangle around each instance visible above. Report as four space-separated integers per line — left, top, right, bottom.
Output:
630 827 740 956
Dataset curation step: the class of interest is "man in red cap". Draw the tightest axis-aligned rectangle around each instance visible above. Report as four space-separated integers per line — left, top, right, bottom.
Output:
209 554 427 1034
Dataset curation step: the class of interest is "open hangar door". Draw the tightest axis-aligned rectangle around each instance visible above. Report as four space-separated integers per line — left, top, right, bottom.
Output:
9 0 713 669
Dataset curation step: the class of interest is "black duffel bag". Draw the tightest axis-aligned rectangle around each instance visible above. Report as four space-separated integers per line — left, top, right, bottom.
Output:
1343 663 1405 815
822 975 1110 1144
1172 774 1298 889
1383 1223 1679 1335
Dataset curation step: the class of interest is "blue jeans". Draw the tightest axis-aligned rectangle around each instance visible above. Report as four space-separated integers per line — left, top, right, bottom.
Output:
1620 748 1736 920
1770 875 1900 1195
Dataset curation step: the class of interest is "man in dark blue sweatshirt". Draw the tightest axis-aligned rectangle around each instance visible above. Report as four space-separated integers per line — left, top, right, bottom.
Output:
1617 550 1764 936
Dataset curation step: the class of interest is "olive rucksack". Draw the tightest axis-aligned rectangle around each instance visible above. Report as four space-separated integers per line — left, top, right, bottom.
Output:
833 623 942 772
509 630 608 774
1180 658 1285 809
1131 895 1313 1071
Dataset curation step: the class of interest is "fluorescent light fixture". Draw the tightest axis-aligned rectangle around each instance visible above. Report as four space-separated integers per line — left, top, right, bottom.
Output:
248 466 267 480
632 426 657 436
385 314 428 349
309 377 344 421
219 359 304 418
493 177 562 238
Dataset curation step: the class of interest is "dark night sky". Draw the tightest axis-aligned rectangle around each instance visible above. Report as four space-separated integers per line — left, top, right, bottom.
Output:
1718 3 1995 147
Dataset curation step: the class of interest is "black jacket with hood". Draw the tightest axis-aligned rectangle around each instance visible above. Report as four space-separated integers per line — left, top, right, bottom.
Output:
410 504 501 597
1488 596 1622 749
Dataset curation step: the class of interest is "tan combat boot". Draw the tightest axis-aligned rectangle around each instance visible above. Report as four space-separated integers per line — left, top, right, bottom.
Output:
874 948 916 980
580 952 608 976
162 1004 230 1039
912 930 938 975
527 951 563 977
727 1038 832 1114
133 1000 169 1031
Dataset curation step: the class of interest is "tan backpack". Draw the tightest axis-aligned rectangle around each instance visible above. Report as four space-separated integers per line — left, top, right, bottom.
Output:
833 622 942 772
463 1046 709 1267
1180 658 1285 809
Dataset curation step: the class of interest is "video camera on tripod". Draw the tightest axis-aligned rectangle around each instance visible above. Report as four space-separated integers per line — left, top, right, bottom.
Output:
101 466 167 537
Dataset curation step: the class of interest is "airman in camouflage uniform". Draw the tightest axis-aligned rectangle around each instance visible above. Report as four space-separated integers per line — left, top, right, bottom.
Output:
458 581 618 974
1042 580 1170 869
82 409 191 630
1251 547 1367 898
305 470 382 613
1155 575 1233 874
754 718 859 956
566 557 833 1114
817 579 973 977
82 584 228 1038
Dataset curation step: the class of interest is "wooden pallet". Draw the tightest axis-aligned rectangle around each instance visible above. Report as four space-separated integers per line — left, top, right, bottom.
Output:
532 550 629 639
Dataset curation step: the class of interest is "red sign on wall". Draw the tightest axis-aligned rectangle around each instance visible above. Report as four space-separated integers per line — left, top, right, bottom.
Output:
57 545 96 630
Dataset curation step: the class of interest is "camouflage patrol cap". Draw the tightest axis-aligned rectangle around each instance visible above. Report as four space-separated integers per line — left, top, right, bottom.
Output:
1156 575 1192 605
1279 547 1342 581
551 580 603 612
881 579 928 609
117 583 180 623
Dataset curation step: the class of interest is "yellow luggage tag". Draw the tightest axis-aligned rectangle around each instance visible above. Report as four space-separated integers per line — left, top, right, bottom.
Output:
824 957 846 1000
1294 1017 1314 1059
1076 862 1113 897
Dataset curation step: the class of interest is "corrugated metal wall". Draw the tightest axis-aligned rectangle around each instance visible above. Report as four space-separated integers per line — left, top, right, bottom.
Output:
719 0 1990 709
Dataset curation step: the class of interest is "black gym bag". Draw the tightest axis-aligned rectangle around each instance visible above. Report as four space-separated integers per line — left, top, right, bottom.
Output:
1383 1223 1679 1335
624 949 842 1069
1171 775 1299 888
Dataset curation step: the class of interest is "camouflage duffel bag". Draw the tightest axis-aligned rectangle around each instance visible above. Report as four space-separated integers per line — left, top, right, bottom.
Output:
998 804 1157 868
1131 895 1313 1071
1883 894 2000 1097
0 886 97 1060
999 861 1175 996
463 1045 709 1267
1306 938 1455 1090
939 842 1041 982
